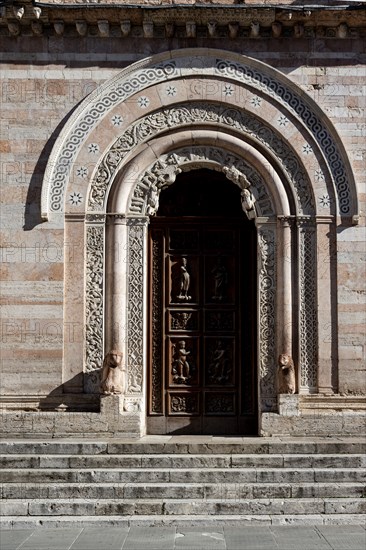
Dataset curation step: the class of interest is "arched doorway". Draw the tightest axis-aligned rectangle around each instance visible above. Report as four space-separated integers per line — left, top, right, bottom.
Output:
147 169 257 435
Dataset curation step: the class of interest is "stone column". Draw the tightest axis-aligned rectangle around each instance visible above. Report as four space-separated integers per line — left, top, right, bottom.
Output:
277 216 293 356
105 214 128 354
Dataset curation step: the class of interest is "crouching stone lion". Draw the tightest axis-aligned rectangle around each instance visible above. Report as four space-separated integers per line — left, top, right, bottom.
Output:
100 350 124 395
277 353 296 394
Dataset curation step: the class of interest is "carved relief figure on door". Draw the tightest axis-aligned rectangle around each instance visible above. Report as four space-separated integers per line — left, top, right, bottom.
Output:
211 256 228 301
172 340 192 384
207 340 232 385
177 257 191 301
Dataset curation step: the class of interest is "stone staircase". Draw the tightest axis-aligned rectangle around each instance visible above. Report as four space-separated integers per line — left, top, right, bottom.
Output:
0 438 365 528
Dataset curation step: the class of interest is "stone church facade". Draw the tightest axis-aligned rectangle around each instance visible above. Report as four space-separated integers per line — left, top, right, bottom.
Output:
1 0 365 438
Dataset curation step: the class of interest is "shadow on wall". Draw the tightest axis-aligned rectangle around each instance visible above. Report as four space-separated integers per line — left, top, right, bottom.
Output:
23 103 81 231
38 373 100 412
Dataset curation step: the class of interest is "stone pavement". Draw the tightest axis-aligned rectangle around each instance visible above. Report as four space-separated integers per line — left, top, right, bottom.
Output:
1 525 365 550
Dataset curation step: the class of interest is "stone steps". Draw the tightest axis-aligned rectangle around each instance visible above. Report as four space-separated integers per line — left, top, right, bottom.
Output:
1 467 364 484
2 482 365 499
1 498 365 517
1 439 365 454
1 438 365 527
2 514 366 529
1 453 365 468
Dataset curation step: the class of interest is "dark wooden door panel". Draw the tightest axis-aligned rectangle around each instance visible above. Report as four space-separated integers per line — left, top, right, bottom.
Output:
148 219 257 434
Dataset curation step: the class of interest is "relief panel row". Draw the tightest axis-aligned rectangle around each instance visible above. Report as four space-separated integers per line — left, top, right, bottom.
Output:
169 337 235 387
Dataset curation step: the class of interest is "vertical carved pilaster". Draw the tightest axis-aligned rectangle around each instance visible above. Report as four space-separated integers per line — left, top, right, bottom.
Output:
85 214 105 393
297 217 318 392
150 230 163 413
126 218 148 394
257 222 277 411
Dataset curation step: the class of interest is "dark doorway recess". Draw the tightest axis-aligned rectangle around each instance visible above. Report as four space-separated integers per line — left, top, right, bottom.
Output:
147 169 257 435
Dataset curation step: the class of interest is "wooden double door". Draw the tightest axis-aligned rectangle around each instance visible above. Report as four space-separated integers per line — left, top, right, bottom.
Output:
147 170 257 435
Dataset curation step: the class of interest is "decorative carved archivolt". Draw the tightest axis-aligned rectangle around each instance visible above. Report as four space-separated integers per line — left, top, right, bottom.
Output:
129 147 275 218
215 58 352 217
90 103 313 216
44 60 178 214
41 52 357 223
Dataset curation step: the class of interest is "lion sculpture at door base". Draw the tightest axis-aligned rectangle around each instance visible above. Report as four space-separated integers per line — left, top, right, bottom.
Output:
277 353 296 394
100 350 124 395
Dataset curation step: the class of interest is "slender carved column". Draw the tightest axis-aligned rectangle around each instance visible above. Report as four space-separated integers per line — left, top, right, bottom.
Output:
277 216 293 356
126 217 149 397
297 217 318 393
256 218 277 412
105 214 128 354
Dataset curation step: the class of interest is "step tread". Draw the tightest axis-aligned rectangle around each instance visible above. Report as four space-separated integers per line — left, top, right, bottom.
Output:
1 513 365 526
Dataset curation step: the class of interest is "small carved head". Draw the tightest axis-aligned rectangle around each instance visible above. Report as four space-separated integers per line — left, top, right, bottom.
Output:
105 349 123 369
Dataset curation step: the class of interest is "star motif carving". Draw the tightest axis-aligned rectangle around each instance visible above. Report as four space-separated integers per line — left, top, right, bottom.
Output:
138 96 150 108
251 96 262 108
88 143 99 154
111 115 123 126
69 192 83 205
166 86 177 97
76 166 88 178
